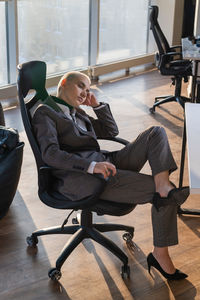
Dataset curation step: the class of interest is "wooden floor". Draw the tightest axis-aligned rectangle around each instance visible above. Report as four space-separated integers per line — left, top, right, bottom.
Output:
1 69 200 300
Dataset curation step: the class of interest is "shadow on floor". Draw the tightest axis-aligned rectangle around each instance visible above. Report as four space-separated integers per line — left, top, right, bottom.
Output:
0 190 70 300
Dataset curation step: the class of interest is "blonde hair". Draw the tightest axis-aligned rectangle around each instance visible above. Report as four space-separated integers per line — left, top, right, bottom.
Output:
57 71 91 96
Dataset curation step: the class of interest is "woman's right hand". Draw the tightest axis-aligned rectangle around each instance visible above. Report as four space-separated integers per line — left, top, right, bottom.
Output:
93 161 117 179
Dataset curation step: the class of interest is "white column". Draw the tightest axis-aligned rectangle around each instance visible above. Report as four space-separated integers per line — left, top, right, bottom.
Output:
88 0 100 66
5 0 18 84
194 0 200 36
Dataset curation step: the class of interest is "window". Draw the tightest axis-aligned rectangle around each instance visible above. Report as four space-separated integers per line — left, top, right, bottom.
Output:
17 0 89 75
99 0 150 63
0 2 8 86
0 0 159 90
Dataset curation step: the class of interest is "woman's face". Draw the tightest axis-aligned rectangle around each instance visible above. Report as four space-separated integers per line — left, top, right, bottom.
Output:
61 74 90 108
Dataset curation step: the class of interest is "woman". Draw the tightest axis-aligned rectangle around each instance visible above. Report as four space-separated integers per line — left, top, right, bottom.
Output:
32 71 189 280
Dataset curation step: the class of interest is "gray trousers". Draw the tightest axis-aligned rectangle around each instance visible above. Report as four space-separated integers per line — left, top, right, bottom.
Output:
101 126 178 247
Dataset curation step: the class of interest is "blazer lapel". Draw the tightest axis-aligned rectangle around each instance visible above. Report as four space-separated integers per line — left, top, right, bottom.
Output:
75 111 95 136
56 110 96 138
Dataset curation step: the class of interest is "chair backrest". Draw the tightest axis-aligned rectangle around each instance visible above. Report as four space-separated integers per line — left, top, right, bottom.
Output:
17 61 48 170
17 61 63 205
149 6 170 56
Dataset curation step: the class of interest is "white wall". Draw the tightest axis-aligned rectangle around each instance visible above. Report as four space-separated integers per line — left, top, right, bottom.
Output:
172 0 184 45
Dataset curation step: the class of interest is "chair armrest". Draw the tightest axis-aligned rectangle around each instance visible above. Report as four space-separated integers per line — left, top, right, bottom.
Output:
170 45 182 52
97 136 129 146
164 52 182 57
160 52 183 66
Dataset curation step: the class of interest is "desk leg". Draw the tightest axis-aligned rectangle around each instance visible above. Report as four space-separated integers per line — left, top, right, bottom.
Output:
178 121 186 189
191 60 200 103
191 61 197 102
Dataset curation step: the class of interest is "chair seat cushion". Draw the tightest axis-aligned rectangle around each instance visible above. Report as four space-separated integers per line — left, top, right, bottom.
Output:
160 60 192 76
40 190 136 216
91 199 136 216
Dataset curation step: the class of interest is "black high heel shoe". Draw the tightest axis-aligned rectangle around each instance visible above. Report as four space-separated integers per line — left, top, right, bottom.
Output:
147 253 188 280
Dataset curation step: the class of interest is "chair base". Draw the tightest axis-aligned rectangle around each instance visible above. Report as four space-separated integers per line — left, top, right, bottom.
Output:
27 210 134 280
149 95 190 113
178 206 200 216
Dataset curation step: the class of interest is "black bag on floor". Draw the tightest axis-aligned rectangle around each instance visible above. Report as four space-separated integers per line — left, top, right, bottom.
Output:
0 126 24 219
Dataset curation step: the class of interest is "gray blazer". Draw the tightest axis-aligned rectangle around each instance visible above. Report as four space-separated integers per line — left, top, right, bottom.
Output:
32 96 119 201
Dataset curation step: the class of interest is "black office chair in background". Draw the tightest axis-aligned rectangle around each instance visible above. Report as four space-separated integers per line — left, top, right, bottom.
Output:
0 102 5 126
149 5 192 113
17 61 136 281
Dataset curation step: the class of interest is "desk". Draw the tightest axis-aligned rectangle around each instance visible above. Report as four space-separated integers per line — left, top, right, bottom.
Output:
185 103 200 193
178 103 200 215
178 39 200 215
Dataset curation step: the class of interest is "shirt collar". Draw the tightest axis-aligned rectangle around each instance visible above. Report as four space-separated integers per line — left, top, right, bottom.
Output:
51 95 73 110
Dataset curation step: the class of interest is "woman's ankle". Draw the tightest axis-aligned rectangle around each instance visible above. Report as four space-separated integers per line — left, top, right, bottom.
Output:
154 171 175 197
152 248 176 274
156 183 174 197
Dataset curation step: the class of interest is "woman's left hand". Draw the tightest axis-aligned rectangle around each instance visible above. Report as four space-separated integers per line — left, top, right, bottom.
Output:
83 92 100 107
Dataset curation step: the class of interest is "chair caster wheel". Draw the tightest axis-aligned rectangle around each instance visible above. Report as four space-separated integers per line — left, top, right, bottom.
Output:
122 232 133 242
123 231 139 251
121 264 130 279
48 268 62 281
72 217 79 224
149 107 155 114
26 235 38 247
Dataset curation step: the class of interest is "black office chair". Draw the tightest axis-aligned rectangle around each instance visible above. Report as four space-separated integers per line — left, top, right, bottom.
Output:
0 102 5 126
17 61 136 281
149 5 192 113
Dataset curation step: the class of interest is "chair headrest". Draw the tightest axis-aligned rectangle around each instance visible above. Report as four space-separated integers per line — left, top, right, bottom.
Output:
149 5 159 25
17 61 48 99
